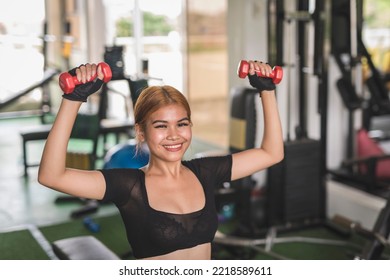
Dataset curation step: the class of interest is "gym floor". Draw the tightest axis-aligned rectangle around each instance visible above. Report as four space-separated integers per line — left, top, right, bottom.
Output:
0 116 107 230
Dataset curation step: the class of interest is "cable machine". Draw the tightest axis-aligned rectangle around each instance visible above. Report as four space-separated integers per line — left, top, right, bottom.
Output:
266 0 330 229
263 0 390 260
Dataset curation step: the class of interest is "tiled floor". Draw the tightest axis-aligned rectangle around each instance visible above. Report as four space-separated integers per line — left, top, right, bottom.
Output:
0 116 109 230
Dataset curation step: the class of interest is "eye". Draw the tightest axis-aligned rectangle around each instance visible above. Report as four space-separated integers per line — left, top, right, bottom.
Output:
154 124 167 129
178 122 190 127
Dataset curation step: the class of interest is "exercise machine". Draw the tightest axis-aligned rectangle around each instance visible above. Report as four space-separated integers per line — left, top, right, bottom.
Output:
212 0 366 260
329 0 390 197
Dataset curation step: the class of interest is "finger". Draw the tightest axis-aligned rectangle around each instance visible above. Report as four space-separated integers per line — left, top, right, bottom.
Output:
84 63 93 83
77 64 88 83
96 64 104 80
75 66 83 83
264 63 272 77
248 60 256 75
252 60 266 76
258 62 267 76
90 63 97 80
256 61 271 77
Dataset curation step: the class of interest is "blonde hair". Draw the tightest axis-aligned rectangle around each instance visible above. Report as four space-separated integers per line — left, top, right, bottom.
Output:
133 85 191 144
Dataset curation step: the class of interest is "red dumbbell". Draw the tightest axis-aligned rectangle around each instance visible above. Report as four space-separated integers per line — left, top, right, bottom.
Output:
237 60 283 84
59 62 112 94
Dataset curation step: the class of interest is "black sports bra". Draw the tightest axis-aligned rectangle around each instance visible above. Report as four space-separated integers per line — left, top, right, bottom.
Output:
100 155 232 259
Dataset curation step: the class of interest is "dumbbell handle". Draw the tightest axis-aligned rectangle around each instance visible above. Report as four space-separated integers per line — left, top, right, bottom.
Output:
237 60 283 84
59 62 112 94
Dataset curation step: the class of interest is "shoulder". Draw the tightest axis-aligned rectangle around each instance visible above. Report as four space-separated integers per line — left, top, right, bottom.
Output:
183 154 232 182
100 168 141 182
183 154 232 169
99 168 142 202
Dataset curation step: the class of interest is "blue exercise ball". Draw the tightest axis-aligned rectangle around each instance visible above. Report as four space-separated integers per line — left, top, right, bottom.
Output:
103 140 149 169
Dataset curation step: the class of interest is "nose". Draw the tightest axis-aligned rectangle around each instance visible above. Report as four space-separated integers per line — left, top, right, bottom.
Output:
166 126 179 141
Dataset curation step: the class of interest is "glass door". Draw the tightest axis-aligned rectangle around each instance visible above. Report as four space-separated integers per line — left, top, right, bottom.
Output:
186 0 228 148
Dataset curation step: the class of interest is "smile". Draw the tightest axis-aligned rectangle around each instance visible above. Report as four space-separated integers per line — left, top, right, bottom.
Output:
163 144 183 151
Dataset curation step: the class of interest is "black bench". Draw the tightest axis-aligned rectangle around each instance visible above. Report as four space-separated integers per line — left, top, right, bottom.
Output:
20 120 134 176
52 236 120 260
20 124 52 176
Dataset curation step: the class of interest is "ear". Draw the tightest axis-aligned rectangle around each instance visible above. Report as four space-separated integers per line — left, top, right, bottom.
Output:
135 124 145 142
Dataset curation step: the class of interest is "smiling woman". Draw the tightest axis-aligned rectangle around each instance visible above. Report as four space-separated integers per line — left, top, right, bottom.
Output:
101 84 229 259
38 60 283 260
133 85 192 155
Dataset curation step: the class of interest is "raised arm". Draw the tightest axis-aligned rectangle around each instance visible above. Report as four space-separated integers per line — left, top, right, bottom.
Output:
231 60 284 181
38 63 107 200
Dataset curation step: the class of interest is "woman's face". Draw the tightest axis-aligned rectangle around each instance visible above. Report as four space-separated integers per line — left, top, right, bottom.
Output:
141 104 192 163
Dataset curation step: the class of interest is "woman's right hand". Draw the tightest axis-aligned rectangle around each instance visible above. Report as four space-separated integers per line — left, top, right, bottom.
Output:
62 63 105 102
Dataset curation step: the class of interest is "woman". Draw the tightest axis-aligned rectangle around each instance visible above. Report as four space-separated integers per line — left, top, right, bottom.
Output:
38 61 284 260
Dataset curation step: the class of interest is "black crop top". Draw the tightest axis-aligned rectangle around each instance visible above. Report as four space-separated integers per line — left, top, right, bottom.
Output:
99 155 232 259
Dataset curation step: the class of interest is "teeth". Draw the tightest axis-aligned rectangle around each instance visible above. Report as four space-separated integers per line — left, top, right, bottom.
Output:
164 144 181 149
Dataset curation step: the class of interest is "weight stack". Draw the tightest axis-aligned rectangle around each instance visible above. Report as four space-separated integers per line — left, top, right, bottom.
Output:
227 86 258 231
104 46 125 79
266 139 322 226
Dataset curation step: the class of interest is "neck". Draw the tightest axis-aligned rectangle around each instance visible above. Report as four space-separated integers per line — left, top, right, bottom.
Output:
143 157 183 177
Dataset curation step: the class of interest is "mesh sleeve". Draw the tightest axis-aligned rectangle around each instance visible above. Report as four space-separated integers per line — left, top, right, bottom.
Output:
98 168 139 205
184 154 232 188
